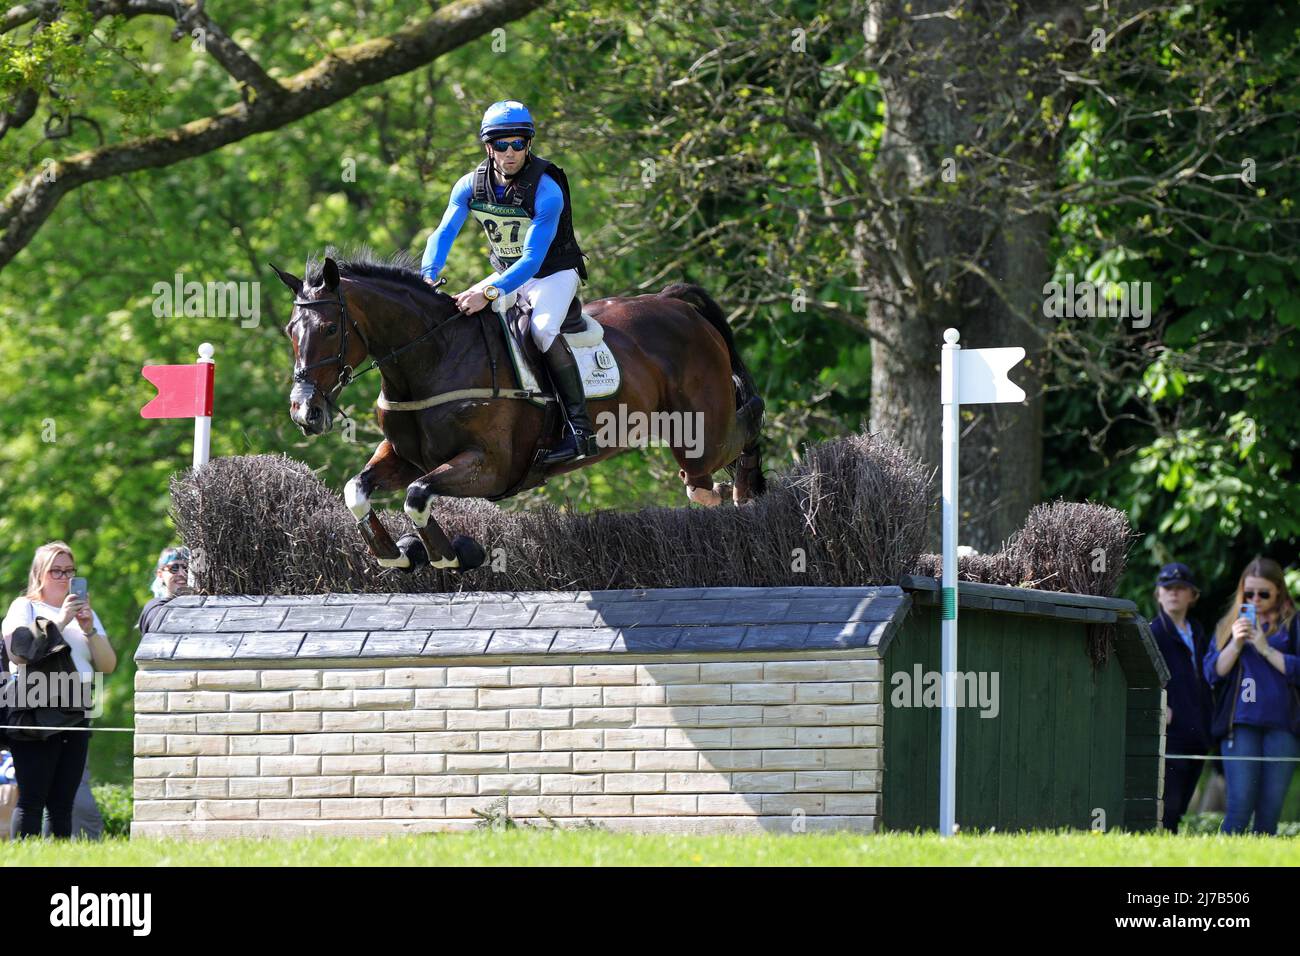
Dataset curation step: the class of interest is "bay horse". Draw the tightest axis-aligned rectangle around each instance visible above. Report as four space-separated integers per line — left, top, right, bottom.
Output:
271 252 766 572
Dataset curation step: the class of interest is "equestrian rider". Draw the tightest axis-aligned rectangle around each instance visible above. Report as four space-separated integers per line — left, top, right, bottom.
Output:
420 100 596 465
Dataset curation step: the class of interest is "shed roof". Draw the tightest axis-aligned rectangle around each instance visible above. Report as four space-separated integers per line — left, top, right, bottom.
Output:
136 586 911 664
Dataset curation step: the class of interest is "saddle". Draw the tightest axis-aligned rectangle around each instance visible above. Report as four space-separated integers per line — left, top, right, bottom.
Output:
492 291 622 405
479 290 622 503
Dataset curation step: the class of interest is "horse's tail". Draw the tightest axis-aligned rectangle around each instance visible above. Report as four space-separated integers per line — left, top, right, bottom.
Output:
660 283 766 496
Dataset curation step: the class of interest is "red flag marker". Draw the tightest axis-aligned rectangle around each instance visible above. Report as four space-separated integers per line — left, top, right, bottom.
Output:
140 343 215 468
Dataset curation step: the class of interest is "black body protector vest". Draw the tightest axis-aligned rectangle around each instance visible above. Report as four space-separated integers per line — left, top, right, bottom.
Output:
469 154 589 283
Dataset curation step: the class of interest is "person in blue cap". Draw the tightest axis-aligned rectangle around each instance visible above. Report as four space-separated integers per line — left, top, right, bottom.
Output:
136 546 192 635
420 100 595 464
1149 562 1213 832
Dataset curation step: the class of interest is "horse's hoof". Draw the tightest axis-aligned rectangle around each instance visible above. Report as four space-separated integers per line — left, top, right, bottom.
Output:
451 534 486 572
394 534 429 573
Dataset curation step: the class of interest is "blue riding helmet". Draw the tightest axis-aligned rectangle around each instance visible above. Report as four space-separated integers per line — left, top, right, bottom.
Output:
480 100 536 141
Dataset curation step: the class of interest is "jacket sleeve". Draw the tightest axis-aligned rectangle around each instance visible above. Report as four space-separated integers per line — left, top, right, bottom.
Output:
421 173 474 281
1 596 33 656
1284 618 1300 686
1203 639 1226 687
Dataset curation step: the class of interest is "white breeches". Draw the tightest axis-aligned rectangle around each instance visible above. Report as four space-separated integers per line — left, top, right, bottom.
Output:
476 267 580 353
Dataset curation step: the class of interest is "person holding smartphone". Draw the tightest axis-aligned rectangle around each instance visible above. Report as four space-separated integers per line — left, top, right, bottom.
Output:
0 541 116 838
1203 556 1300 835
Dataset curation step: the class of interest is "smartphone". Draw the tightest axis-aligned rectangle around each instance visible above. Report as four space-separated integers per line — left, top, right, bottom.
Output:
1239 603 1256 628
70 577 88 602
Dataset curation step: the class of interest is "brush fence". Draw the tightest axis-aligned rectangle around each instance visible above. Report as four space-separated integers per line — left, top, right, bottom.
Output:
131 581 1166 838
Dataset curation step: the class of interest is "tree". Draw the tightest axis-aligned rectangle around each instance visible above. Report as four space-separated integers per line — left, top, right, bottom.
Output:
553 0 1297 550
0 0 547 270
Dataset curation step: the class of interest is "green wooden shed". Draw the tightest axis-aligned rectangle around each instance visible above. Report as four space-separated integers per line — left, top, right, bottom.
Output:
883 576 1170 832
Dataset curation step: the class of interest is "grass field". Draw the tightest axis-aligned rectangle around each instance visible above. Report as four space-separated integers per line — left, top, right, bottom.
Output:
2 830 1299 866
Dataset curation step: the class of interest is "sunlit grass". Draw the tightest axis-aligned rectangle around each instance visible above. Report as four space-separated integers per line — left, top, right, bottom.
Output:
2 829 1297 867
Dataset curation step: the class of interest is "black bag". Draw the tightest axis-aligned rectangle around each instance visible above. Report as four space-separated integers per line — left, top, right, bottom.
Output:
2 617 87 743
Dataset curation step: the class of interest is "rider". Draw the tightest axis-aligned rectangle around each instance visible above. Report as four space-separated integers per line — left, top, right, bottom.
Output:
420 100 596 465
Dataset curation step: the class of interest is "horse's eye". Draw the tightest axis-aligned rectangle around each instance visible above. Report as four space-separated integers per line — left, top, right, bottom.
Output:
325 324 338 336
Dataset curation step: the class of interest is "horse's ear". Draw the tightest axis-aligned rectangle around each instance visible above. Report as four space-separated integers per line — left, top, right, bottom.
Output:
323 257 340 291
269 263 302 295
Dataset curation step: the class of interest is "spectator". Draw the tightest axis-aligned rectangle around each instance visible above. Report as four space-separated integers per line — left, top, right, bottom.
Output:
136 546 192 635
1150 562 1213 832
1204 556 1300 835
1 541 116 839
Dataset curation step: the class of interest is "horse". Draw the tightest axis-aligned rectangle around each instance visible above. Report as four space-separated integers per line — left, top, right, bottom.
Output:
270 252 766 572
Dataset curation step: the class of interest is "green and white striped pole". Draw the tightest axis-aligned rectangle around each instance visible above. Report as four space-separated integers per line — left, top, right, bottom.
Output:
938 328 1026 836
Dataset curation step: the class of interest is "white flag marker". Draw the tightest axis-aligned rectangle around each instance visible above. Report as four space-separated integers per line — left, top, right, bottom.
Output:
939 328 1026 837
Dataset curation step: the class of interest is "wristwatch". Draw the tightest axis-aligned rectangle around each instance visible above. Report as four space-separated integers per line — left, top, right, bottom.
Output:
483 285 501 301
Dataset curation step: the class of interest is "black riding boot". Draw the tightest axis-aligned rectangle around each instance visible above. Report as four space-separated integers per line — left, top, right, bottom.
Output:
541 337 598 465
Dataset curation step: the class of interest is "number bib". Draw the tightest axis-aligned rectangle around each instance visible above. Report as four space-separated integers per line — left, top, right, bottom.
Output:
469 201 529 262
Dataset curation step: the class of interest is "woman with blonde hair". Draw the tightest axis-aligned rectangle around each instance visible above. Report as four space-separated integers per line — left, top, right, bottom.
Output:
1203 556 1300 835
0 542 116 838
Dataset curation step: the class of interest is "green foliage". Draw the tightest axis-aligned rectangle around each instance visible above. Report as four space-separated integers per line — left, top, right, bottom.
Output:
92 781 133 838
1043 2 1300 615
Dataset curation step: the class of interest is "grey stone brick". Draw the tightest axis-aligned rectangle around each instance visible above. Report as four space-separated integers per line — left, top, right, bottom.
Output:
655 599 734 626
485 629 556 654
725 598 791 622
158 608 228 633
136 637 178 661
672 627 746 651
530 605 601 627
325 593 391 605
343 605 413 630
216 607 287 632
740 624 810 650
170 635 242 660
422 629 492 656
298 631 366 658
408 604 480 629
611 627 680 652
550 628 619 653
360 633 432 657
284 607 352 630
236 632 305 659
468 603 538 628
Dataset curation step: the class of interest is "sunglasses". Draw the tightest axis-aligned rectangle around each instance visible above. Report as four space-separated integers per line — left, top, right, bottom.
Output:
490 138 530 153
164 563 189 574
1244 589 1272 600
47 567 77 579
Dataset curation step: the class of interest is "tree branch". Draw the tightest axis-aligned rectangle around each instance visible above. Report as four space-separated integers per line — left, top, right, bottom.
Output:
0 0 548 271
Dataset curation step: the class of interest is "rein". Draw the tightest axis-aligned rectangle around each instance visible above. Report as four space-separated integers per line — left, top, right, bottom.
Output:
292 275 551 417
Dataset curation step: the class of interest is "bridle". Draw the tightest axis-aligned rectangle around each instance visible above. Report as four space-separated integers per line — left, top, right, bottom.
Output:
291 277 449 420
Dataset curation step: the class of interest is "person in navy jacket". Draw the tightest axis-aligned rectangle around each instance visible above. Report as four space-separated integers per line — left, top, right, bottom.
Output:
1149 563 1213 832
1203 556 1300 835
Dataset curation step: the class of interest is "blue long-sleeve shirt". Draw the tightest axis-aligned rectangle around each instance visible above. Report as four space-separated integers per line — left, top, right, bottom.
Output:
1203 619 1300 731
420 170 563 296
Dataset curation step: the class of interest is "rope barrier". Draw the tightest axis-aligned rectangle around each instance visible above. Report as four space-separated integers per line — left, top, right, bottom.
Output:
0 725 134 733
1167 753 1300 762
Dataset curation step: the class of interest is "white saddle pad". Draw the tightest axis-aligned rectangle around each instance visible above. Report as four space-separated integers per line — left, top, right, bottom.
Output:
494 296 621 404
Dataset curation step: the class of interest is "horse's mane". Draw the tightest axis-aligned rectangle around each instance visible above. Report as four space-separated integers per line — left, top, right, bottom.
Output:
304 246 456 310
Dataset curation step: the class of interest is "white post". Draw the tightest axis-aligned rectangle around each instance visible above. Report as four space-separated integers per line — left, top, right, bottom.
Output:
193 343 214 470
939 327 961 837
